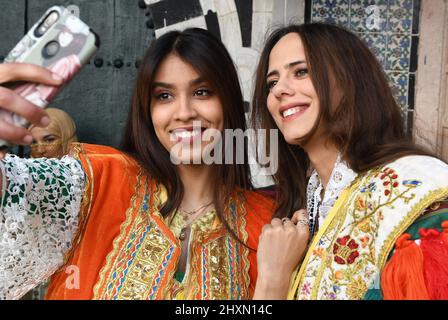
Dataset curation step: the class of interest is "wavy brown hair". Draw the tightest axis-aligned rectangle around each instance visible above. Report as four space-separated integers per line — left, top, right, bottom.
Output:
252 23 433 218
121 28 252 238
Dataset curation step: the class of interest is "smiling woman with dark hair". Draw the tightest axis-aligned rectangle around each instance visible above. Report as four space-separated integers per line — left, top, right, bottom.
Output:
0 28 274 300
251 23 448 300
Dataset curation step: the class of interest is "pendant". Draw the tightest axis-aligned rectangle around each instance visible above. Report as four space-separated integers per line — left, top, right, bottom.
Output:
179 228 187 241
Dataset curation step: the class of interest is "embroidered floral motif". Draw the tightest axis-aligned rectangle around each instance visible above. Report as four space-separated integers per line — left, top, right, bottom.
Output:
333 236 359 265
347 276 368 300
313 247 325 258
292 156 448 300
334 271 344 280
355 197 366 211
360 235 370 248
403 180 422 187
301 282 311 296
380 168 400 196
358 219 371 233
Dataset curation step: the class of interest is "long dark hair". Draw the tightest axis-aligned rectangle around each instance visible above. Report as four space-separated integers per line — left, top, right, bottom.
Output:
121 28 252 237
252 23 433 218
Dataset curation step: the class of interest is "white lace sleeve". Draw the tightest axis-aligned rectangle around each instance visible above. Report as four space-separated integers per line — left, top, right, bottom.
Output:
0 154 85 300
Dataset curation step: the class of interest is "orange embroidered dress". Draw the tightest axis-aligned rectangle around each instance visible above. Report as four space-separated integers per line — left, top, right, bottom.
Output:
0 143 274 299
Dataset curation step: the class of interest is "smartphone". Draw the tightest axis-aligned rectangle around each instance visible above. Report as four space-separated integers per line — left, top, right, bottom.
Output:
0 5 99 147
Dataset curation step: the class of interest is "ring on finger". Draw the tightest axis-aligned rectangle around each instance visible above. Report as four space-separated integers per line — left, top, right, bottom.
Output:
296 218 309 227
281 217 289 225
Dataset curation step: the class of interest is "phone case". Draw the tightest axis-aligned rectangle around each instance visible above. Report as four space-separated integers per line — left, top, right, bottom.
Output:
0 5 99 146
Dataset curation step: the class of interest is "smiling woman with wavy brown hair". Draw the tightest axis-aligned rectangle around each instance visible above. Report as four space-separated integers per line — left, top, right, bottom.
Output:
251 23 448 300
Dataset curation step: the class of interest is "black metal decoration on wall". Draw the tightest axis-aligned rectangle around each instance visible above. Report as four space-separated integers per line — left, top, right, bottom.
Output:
204 10 221 41
149 0 203 29
147 0 255 49
235 0 253 48
75 1 154 71
94 57 104 68
138 0 147 10
114 59 124 69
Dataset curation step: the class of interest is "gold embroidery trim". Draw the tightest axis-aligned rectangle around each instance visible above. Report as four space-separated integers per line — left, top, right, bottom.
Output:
151 182 180 299
92 169 145 299
207 234 231 299
287 177 363 300
310 202 353 300
308 177 363 300
236 192 251 299
179 193 251 299
116 212 175 300
183 212 222 299
204 193 250 299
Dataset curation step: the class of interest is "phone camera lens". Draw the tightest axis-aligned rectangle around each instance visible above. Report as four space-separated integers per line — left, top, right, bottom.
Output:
34 11 59 37
35 26 46 37
42 41 60 58
45 12 59 27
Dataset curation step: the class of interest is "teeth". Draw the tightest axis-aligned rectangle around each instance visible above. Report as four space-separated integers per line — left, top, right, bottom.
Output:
173 129 202 139
282 107 301 118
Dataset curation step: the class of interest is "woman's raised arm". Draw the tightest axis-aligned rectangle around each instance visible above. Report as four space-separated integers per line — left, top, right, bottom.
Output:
0 154 85 299
0 63 84 299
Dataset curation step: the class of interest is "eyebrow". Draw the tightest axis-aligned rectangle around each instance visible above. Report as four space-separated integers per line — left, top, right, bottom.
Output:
266 60 307 78
152 77 208 90
152 81 173 90
190 76 207 86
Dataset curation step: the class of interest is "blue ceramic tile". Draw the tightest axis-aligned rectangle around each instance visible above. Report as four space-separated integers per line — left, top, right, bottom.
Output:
387 71 409 110
350 0 388 32
311 0 350 27
387 0 413 33
385 34 411 71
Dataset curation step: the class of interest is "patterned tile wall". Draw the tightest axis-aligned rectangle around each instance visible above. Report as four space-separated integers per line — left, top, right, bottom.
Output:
306 0 420 133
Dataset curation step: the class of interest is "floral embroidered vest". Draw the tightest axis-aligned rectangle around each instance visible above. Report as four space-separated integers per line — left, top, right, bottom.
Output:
45 143 273 299
288 155 448 300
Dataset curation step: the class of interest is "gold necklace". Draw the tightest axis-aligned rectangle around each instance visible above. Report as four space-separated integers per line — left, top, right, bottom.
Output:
178 201 213 241
179 201 213 216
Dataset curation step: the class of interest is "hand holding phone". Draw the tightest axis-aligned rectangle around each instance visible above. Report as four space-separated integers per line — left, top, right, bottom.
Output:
0 63 64 157
0 6 99 149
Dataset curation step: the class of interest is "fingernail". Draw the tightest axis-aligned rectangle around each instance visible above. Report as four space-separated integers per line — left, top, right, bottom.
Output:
40 116 50 126
23 135 33 144
52 73 63 81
